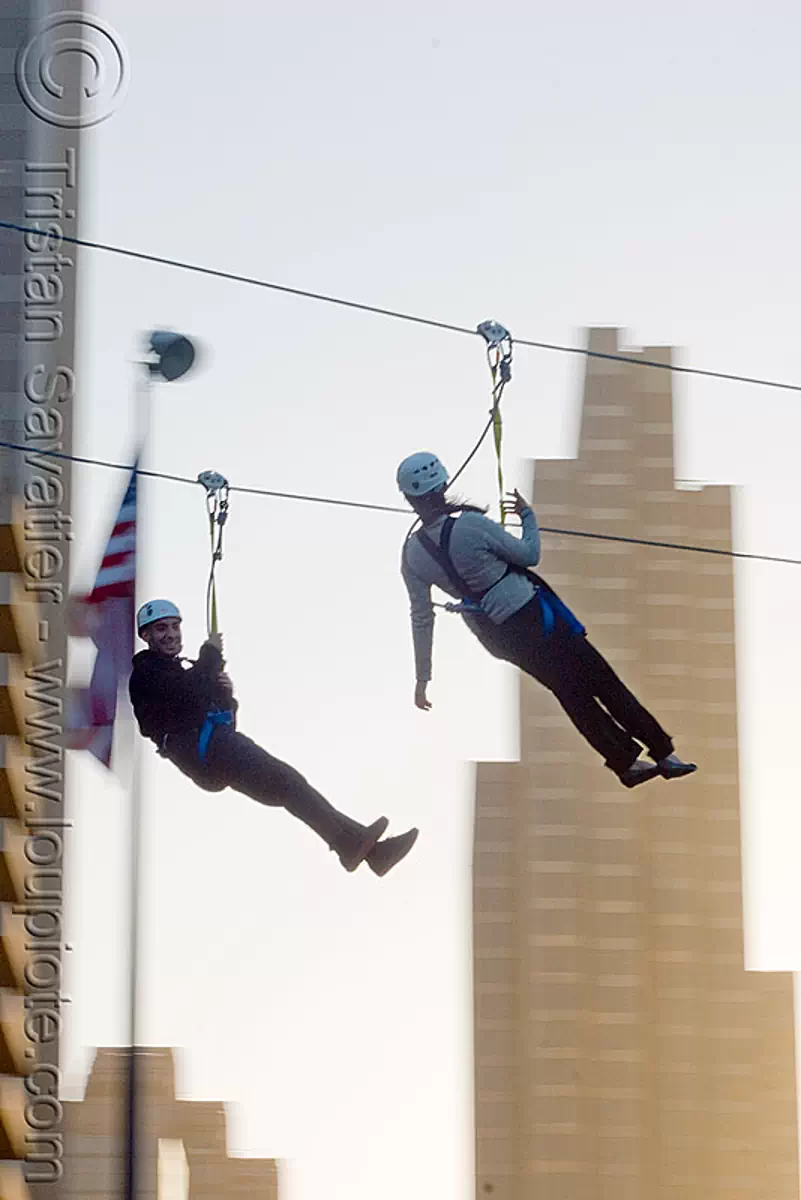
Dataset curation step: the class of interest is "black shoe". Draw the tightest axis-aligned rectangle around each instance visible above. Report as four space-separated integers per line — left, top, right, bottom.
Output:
367 828 419 877
336 817 389 872
657 754 697 780
619 760 661 789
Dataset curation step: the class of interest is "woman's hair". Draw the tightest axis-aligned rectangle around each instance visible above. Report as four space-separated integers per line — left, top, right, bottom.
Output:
443 493 488 516
409 488 488 520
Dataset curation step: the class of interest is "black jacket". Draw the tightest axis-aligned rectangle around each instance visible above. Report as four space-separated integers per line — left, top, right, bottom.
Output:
128 642 239 747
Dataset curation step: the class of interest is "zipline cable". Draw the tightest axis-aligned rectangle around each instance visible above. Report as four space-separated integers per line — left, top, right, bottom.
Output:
1 218 801 394
1 438 799 568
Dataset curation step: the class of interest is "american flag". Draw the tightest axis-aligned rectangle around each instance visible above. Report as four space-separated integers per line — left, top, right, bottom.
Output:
65 464 137 769
85 467 136 603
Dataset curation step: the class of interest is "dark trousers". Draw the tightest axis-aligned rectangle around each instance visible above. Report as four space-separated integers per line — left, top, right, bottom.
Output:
163 727 365 851
470 596 674 775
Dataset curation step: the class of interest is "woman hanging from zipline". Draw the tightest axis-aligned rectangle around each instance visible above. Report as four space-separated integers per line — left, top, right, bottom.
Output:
129 600 418 875
396 452 696 788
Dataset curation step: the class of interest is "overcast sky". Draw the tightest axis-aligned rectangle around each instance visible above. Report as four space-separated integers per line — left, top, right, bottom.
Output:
59 3 801 1198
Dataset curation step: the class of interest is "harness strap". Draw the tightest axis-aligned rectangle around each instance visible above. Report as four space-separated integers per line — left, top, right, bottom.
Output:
197 709 235 763
477 319 513 526
198 472 230 638
417 518 484 603
415 516 586 636
416 516 516 612
527 571 586 636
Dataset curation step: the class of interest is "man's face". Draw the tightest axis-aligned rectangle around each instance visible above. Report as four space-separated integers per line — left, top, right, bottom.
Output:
141 617 182 657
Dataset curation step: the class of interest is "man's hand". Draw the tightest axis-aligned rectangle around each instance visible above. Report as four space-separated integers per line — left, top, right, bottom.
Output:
415 681 432 711
205 632 226 668
218 671 234 695
501 488 531 521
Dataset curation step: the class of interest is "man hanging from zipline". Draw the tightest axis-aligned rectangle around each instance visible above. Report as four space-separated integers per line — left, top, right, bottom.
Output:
129 599 418 875
396 452 697 789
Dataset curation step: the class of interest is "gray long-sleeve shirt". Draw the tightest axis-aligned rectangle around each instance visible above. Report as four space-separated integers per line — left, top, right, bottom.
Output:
401 507 541 682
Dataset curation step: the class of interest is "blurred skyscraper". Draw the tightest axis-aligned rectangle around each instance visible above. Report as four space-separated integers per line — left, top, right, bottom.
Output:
0 2 82 1196
472 328 799 1199
60 1047 279 1199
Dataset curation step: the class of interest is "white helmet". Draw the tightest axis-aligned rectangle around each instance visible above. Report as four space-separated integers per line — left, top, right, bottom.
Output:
137 599 182 634
396 452 448 497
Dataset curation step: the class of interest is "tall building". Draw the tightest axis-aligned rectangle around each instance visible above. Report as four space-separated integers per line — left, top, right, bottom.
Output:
61 1047 279 1199
0 508 38 1200
472 328 799 1199
0 3 82 1195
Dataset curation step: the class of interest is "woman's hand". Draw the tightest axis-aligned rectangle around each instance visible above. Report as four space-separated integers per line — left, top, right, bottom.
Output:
501 488 531 520
415 681 432 711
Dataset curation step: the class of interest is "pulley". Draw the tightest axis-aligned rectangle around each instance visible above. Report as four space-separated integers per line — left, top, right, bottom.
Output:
476 319 511 349
198 470 229 494
197 469 230 637
477 318 514 524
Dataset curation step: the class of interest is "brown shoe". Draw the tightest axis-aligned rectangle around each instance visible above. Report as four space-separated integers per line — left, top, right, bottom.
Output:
367 828 419 877
335 817 389 872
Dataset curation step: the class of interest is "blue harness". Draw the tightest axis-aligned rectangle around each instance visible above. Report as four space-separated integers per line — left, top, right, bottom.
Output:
197 709 235 763
532 585 585 636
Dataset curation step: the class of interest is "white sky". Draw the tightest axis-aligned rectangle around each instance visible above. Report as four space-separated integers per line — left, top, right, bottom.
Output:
59 3 801 1198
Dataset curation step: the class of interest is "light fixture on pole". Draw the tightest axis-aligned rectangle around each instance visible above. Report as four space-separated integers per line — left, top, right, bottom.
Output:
144 330 198 382
125 329 199 1200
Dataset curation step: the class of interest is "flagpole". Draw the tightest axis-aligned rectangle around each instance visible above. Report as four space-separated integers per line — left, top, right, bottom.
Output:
124 713 142 1200
124 363 151 1200
122 330 196 1200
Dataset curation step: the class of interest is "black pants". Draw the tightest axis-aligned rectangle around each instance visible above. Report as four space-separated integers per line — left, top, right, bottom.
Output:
162 727 366 851
469 596 674 775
